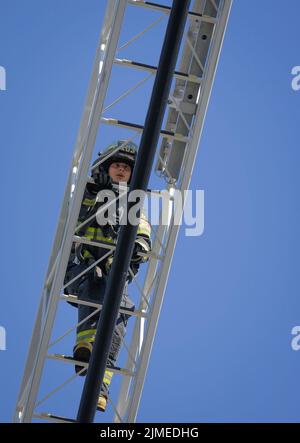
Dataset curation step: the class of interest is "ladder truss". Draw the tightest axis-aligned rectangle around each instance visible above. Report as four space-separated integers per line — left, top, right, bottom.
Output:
14 0 232 423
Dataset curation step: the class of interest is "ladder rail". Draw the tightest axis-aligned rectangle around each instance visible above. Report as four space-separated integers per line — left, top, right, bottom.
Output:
128 0 218 24
14 0 127 423
114 222 167 421
15 0 233 423
117 0 233 423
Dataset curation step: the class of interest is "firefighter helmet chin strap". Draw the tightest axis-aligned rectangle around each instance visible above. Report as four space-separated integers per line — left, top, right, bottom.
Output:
111 182 128 193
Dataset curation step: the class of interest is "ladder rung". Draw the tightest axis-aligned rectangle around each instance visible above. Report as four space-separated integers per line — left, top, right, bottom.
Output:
73 235 115 250
72 236 161 261
33 413 76 423
47 354 135 377
101 117 189 143
61 294 147 319
128 1 218 24
74 235 163 262
114 58 202 84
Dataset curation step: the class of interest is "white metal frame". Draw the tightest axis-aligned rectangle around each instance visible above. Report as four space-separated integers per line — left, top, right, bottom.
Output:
14 0 127 422
115 0 233 422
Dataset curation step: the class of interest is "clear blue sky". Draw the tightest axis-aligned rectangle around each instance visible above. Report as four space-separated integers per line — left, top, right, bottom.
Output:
1 0 300 423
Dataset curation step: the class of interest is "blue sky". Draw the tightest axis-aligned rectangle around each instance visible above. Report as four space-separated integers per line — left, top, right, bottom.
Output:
1 0 300 423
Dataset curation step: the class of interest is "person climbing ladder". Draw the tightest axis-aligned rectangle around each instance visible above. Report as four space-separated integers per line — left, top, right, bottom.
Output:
65 140 151 412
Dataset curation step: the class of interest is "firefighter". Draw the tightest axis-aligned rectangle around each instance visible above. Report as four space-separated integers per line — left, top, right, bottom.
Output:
65 141 151 412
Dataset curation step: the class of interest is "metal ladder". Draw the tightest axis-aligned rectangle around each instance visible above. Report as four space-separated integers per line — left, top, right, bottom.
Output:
14 0 232 423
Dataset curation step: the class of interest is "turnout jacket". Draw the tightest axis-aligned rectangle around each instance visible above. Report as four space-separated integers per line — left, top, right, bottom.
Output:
75 180 151 267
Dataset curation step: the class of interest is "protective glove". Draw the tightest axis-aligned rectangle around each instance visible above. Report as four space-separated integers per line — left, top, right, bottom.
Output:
104 255 114 275
93 265 103 281
74 243 85 263
131 243 144 264
94 166 112 188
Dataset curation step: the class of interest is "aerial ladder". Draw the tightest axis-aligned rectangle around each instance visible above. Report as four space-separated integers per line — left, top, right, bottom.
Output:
14 0 232 423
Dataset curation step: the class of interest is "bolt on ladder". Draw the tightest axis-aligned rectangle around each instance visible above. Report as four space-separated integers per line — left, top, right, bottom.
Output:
14 0 232 423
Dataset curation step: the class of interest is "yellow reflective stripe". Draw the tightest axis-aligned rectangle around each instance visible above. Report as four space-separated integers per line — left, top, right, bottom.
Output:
137 227 151 237
83 250 93 258
77 329 96 339
83 198 95 206
77 333 96 341
77 329 96 344
86 227 96 235
95 236 115 244
76 337 95 344
138 217 151 237
83 233 115 244
103 370 113 384
84 227 116 243
103 370 113 386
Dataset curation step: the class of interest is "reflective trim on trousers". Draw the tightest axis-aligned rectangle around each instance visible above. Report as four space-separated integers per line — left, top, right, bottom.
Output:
76 329 96 344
